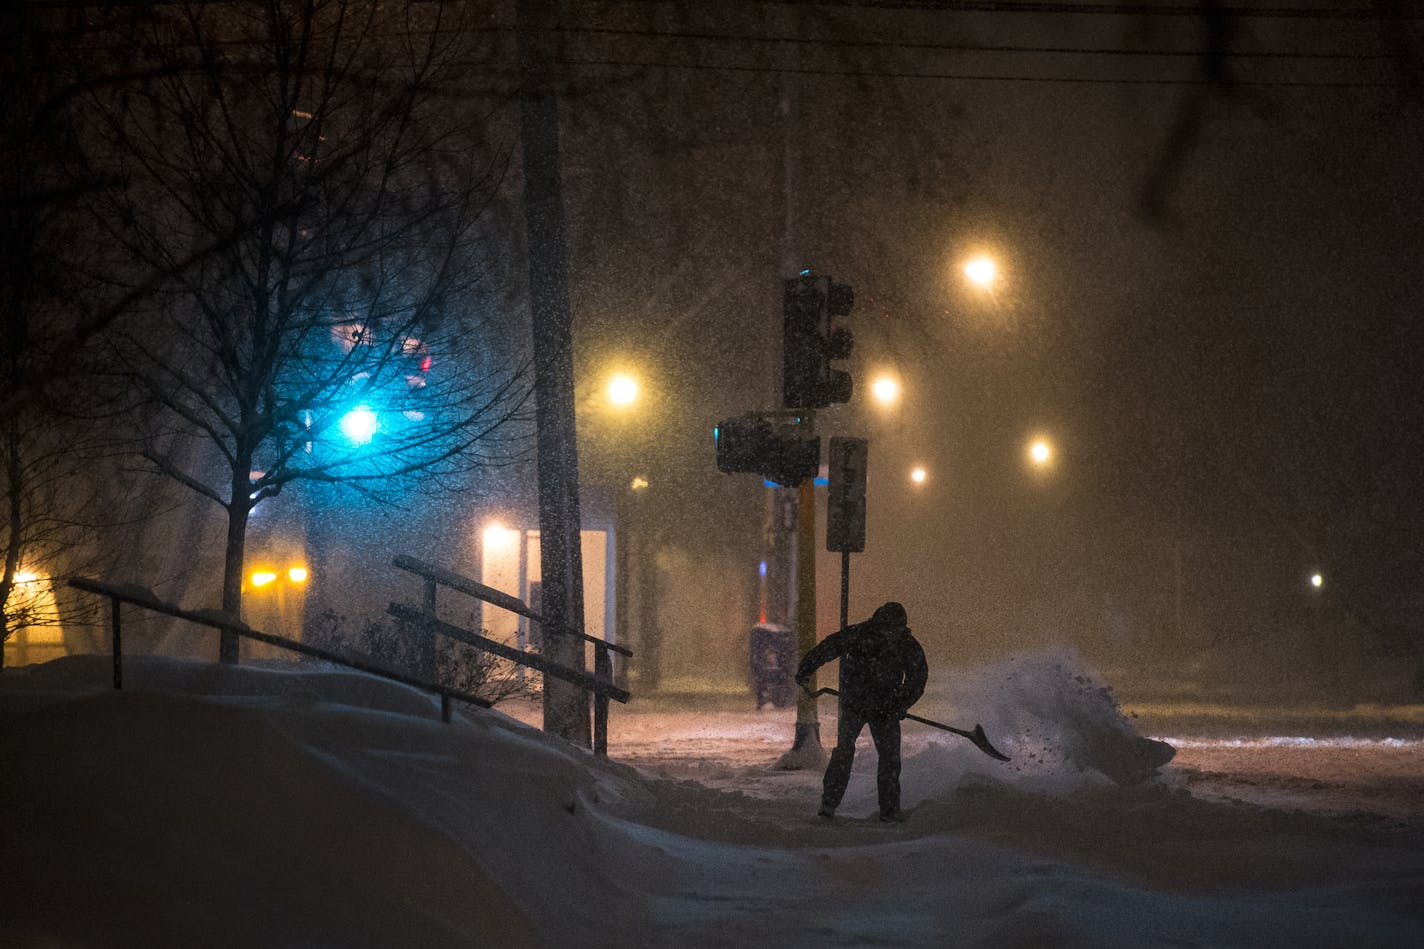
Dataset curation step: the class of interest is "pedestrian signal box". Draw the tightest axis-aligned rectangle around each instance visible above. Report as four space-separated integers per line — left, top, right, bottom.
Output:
826 436 867 552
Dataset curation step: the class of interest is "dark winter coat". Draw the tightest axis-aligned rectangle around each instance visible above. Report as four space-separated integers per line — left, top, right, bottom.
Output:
795 620 929 719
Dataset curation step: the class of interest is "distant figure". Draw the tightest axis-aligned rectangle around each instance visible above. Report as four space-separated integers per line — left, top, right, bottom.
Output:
795 601 928 823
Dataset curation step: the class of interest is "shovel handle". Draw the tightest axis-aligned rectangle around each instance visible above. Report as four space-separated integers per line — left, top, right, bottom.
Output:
806 686 1010 762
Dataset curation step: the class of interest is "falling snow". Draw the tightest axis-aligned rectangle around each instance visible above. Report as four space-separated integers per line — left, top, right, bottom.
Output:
4 654 1421 947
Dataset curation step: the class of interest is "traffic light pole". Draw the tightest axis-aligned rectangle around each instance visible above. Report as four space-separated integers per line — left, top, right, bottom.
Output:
774 408 825 769
840 548 850 631
787 466 825 763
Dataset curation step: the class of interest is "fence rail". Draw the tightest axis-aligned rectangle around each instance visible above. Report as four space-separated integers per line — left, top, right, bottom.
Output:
68 577 491 721
390 555 631 754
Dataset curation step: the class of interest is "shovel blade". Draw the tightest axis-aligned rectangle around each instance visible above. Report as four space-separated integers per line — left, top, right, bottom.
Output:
970 724 1011 762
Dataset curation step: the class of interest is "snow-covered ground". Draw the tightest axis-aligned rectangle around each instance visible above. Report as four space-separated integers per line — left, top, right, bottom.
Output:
4 652 1422 947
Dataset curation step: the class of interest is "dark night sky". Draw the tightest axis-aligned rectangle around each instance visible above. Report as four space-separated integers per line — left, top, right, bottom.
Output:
545 2 1424 696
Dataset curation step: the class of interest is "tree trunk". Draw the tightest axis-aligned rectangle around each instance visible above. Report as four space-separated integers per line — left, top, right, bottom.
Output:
219 488 251 664
518 0 589 747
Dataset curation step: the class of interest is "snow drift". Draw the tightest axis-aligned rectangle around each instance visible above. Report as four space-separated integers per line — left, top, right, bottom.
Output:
3 654 1421 948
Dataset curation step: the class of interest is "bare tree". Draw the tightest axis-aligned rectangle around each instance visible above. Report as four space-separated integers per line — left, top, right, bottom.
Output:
0 2 128 667
78 0 529 660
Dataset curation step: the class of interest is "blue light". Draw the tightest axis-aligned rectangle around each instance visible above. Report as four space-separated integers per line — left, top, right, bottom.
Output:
763 476 828 488
799 268 811 276
340 406 379 444
758 561 767 577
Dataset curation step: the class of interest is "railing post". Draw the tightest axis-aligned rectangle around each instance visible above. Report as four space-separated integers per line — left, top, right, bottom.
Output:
441 694 451 723
417 578 439 681
111 596 122 691
593 642 610 755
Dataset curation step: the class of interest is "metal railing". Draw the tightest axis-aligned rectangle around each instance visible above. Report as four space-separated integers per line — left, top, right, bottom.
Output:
68 577 491 722
389 555 631 754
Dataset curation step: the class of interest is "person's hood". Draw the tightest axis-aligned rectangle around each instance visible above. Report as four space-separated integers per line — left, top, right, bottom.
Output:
871 601 907 629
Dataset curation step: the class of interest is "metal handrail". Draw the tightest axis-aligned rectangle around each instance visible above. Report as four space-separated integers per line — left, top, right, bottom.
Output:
392 555 632 656
68 577 491 722
386 602 629 703
390 555 630 754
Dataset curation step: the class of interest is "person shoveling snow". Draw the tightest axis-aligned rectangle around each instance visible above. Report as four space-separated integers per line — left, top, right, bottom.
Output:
795 601 929 823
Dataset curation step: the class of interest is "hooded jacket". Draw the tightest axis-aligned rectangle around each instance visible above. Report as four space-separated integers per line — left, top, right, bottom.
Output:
796 605 928 719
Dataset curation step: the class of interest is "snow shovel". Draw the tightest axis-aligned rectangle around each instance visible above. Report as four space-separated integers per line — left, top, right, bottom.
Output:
809 687 1010 762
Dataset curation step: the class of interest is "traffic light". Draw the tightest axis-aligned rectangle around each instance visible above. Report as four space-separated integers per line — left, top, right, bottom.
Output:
783 274 854 409
716 413 820 487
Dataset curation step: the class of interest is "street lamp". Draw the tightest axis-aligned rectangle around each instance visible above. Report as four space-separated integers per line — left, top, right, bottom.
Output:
1027 436 1053 469
607 372 639 407
963 254 999 291
870 373 901 406
909 465 928 486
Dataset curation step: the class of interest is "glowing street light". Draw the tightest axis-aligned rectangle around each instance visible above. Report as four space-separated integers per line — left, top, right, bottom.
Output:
1310 572 1324 590
963 254 999 290
607 372 639 406
870 374 901 406
1027 437 1053 468
909 465 928 485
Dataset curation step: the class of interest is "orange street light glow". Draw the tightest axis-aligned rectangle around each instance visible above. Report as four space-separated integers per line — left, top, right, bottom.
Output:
1029 438 1053 467
251 571 278 588
910 466 928 485
607 373 639 406
288 566 309 583
871 375 901 405
964 254 998 289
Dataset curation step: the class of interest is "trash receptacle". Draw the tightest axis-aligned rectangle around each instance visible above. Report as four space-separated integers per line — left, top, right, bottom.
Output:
749 622 796 709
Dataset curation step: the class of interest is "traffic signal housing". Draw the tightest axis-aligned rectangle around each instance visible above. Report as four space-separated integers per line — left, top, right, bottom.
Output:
715 413 820 488
783 274 854 409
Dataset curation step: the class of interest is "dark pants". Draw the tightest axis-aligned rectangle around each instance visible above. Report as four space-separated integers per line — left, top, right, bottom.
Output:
821 706 902 817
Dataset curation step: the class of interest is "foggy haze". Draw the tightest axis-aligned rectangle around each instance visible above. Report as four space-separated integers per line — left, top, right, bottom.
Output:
556 6 1423 704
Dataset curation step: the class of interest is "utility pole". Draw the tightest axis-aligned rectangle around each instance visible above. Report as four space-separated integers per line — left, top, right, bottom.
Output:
775 9 825 766
787 441 824 760
516 0 588 747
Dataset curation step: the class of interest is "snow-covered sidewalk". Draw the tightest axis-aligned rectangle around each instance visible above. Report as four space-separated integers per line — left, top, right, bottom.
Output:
4 654 1422 947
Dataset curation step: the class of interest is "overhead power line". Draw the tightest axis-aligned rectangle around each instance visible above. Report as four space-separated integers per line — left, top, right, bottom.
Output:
14 0 1424 19
562 24 1416 62
14 1 1412 89
605 0 1424 20
41 21 1417 63
559 55 1403 89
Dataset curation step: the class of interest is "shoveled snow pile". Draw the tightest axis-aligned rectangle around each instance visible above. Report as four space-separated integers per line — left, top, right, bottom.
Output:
4 654 1422 948
930 651 1178 787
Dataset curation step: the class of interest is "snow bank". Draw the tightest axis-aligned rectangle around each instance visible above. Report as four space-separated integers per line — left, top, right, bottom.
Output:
2 687 542 947
1 653 442 718
4 655 1422 948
